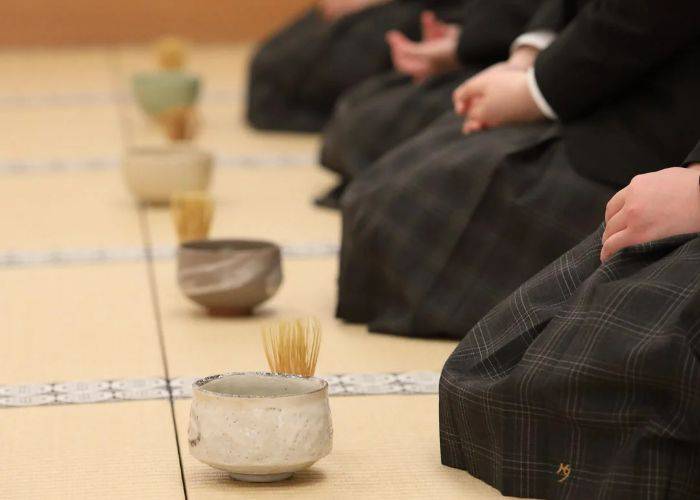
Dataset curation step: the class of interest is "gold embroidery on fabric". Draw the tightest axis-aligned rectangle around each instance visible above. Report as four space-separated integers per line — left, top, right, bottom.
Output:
556 463 571 483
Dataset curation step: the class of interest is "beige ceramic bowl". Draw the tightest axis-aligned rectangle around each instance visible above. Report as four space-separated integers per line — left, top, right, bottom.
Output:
189 372 333 482
122 146 213 204
177 239 282 315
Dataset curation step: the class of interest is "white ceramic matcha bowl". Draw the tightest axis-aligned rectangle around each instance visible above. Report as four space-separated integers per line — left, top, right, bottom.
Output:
121 146 213 204
188 372 333 482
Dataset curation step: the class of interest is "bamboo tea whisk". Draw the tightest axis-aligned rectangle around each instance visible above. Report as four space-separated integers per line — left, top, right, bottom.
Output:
171 191 214 243
155 36 188 70
158 106 198 141
263 318 322 377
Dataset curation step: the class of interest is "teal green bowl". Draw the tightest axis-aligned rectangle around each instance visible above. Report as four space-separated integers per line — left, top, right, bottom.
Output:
132 71 200 116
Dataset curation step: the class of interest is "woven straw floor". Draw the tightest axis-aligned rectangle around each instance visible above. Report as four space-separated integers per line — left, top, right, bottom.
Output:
0 45 516 499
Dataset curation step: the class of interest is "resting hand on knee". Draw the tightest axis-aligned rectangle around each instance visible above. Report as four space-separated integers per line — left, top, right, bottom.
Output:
452 63 544 133
386 11 461 82
319 0 390 21
601 166 700 262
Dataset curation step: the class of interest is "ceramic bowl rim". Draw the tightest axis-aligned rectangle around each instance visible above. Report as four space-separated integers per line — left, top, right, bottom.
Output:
179 239 281 253
132 71 200 83
193 371 328 399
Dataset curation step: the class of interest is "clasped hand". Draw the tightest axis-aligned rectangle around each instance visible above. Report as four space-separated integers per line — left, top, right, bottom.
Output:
452 47 545 133
386 11 461 82
601 166 700 262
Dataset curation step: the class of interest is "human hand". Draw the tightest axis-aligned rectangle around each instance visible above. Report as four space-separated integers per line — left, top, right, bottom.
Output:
601 166 700 262
420 10 455 41
386 11 460 81
319 0 388 21
508 45 539 70
452 64 544 132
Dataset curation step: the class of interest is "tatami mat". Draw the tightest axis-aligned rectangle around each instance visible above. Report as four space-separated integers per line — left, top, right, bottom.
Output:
145 165 340 248
0 107 122 161
0 169 141 251
174 395 510 499
0 401 184 499
0 43 497 499
0 262 163 384
154 257 458 377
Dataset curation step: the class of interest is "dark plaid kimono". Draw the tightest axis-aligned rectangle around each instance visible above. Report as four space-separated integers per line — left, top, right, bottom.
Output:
320 0 544 185
439 226 700 499
246 0 466 132
337 115 617 338
320 69 473 181
336 0 700 338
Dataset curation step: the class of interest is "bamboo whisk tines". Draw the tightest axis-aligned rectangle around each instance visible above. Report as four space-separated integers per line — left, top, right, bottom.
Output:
171 191 214 243
155 36 188 70
262 318 322 377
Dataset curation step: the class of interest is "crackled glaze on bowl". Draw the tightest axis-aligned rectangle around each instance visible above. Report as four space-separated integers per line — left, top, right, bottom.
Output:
188 373 332 482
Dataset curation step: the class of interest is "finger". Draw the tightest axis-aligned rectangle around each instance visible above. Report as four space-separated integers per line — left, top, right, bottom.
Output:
463 119 484 134
391 44 430 79
604 187 627 223
386 30 417 50
397 58 428 79
461 97 486 129
602 208 627 244
459 75 486 104
389 40 425 69
421 11 440 40
455 89 479 116
600 228 638 263
421 10 436 29
386 30 407 47
453 77 483 111
388 35 420 73
453 82 469 114
467 95 484 118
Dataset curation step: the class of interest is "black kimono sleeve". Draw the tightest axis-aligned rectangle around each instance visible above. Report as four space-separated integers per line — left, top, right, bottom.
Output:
456 0 543 64
523 0 570 32
534 0 700 121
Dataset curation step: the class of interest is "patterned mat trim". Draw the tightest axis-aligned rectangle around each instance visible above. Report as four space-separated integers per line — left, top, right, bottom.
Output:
0 372 439 408
0 153 316 175
0 89 241 108
0 243 339 268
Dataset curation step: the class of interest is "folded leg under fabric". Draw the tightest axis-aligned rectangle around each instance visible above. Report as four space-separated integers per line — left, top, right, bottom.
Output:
440 226 700 499
247 1 467 132
320 68 475 183
337 114 614 338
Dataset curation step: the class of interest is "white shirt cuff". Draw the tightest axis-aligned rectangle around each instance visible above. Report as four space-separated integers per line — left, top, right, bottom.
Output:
511 31 557 53
526 67 557 120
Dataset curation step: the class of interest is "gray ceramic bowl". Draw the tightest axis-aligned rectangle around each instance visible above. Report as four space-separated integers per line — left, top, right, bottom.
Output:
133 71 200 116
189 372 332 482
177 239 282 315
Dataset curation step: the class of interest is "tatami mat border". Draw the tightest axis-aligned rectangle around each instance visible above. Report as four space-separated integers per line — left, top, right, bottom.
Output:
0 243 339 268
0 89 241 108
0 372 439 409
0 153 316 174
